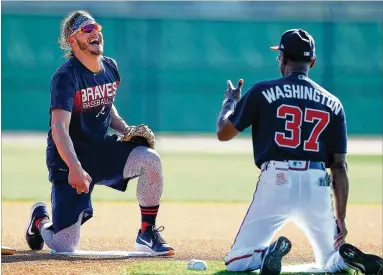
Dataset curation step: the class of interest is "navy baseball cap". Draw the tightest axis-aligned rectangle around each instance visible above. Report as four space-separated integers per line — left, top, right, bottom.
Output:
270 29 315 61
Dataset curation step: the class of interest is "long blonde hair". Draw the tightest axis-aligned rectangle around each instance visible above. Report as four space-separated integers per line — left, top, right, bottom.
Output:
58 10 93 59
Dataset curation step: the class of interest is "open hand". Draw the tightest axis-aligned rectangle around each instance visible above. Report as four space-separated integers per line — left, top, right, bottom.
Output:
224 79 244 103
334 218 348 249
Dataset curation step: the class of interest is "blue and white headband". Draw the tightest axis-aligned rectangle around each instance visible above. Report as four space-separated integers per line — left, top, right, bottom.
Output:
70 15 95 33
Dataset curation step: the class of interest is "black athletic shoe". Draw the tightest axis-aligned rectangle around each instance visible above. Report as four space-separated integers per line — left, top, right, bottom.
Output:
339 243 383 275
25 201 50 250
260 236 292 275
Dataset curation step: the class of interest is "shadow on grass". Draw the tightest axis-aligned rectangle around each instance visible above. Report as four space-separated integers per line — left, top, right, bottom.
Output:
211 270 350 275
1 250 151 264
212 271 254 275
124 273 349 275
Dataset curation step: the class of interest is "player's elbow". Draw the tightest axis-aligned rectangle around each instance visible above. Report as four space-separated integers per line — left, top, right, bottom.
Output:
51 122 61 134
216 131 230 141
217 120 239 141
217 132 225 141
51 119 70 144
51 120 66 134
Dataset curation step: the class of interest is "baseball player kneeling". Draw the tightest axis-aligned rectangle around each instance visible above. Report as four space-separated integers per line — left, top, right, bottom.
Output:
24 10 174 257
216 29 383 275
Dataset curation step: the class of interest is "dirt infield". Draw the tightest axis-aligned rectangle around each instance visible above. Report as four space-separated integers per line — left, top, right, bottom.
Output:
1 202 382 275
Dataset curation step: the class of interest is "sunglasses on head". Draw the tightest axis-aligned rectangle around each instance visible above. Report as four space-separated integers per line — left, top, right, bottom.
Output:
71 23 102 36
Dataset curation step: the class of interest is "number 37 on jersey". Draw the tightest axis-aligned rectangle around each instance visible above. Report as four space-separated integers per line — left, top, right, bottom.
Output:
275 104 330 152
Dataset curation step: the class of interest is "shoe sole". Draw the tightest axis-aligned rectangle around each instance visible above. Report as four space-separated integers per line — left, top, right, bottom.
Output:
339 243 383 275
260 237 292 275
24 202 48 250
135 243 175 256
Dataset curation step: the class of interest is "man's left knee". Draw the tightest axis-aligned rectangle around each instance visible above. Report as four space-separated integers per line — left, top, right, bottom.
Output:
141 148 163 180
143 148 162 167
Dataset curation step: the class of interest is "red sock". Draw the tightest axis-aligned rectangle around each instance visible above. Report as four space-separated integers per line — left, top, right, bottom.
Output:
140 205 159 232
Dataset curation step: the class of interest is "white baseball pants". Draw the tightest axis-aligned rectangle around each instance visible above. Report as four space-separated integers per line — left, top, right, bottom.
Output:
225 160 349 272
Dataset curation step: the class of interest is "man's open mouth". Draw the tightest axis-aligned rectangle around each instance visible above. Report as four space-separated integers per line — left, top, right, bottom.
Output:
89 39 100 45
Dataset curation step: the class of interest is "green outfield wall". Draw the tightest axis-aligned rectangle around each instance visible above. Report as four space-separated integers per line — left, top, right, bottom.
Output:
2 2 382 134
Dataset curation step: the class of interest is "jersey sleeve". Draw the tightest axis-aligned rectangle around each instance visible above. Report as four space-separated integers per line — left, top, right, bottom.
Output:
228 85 258 132
326 104 347 154
109 57 119 70
104 57 120 81
50 73 76 112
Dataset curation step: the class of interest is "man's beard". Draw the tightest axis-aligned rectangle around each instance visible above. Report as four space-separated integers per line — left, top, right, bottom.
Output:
76 38 103 56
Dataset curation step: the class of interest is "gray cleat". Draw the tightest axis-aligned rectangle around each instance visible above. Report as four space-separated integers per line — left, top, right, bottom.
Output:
260 236 292 275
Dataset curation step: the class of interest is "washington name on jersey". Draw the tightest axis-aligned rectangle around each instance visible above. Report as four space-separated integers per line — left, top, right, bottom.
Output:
261 84 342 115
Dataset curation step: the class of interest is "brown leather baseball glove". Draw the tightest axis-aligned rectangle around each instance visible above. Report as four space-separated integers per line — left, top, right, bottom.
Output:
121 124 155 149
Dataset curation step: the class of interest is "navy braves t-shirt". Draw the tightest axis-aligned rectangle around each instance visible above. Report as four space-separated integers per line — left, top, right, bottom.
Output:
46 56 120 174
228 72 347 169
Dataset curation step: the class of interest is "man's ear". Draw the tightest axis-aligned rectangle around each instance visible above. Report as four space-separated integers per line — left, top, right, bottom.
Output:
310 56 317 68
68 37 75 45
282 56 288 66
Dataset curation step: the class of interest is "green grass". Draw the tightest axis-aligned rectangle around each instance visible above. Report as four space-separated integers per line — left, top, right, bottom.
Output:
121 260 351 275
1 142 382 204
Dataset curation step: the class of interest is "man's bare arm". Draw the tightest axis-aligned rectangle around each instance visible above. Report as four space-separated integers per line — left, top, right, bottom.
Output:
216 79 243 141
216 101 239 141
330 153 349 220
51 109 81 169
110 104 128 135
